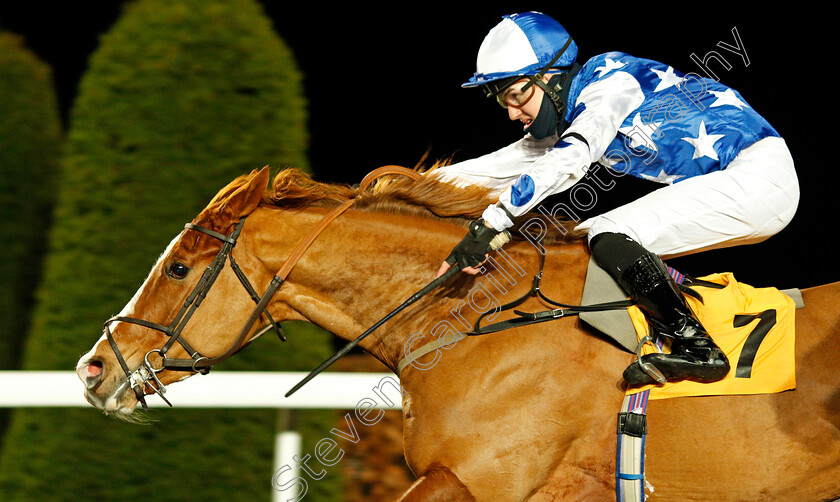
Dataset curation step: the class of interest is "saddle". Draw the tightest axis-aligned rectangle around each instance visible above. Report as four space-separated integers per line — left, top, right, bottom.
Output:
580 257 804 352
579 258 802 399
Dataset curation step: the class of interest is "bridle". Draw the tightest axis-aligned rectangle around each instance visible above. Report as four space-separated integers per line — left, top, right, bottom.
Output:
103 217 284 408
102 166 421 409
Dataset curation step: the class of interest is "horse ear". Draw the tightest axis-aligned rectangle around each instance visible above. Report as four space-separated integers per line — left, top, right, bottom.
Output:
202 166 270 223
222 166 270 219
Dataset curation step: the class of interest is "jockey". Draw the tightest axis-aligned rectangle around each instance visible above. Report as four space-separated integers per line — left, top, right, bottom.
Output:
434 12 799 387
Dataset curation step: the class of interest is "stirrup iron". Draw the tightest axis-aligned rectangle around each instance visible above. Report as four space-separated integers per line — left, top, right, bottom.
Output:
634 335 666 384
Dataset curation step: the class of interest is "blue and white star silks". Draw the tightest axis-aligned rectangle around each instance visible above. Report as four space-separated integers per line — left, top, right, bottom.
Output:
709 88 749 109
510 174 535 206
566 52 779 184
595 57 626 77
651 66 684 92
640 169 685 184
442 49 783 229
619 113 663 151
682 121 725 161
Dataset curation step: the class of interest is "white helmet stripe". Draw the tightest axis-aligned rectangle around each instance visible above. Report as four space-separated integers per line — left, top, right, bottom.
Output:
476 18 538 76
463 12 578 88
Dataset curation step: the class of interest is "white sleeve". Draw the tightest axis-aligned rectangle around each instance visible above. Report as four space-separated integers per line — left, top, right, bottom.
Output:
431 134 559 193
483 71 646 230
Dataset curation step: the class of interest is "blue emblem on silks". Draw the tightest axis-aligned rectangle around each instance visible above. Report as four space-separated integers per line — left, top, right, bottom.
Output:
510 174 535 207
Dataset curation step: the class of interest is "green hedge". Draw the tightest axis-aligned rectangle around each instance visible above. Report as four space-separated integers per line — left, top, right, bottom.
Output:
0 31 61 371
0 29 62 460
0 1 340 500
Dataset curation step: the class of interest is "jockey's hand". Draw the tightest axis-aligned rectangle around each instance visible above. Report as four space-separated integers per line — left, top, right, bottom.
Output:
436 219 510 278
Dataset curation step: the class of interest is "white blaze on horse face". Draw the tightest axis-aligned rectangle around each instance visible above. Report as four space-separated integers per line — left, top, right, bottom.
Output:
76 232 183 397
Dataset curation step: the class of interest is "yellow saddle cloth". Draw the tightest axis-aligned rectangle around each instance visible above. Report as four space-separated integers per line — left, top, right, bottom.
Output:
626 272 796 400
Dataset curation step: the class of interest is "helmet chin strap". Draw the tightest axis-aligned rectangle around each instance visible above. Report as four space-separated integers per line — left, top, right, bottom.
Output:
527 65 582 139
509 36 581 137
525 82 561 140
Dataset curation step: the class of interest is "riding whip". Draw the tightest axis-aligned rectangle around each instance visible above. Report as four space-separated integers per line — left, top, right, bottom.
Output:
284 264 462 397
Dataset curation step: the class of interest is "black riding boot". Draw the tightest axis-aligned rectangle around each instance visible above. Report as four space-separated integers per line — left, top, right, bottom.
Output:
590 233 730 387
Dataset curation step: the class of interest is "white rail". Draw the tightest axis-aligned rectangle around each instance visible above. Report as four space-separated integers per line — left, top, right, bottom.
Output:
0 371 402 409
0 371 403 501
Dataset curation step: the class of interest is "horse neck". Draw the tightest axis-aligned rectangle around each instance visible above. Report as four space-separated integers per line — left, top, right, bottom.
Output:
245 204 592 372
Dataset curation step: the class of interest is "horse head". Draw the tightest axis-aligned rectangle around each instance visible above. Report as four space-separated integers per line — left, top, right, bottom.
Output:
75 167 272 417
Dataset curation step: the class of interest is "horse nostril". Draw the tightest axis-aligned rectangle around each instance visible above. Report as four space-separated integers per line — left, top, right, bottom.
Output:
87 359 104 380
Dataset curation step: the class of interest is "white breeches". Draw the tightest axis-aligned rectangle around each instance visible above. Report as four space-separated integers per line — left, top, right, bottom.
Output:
578 136 799 258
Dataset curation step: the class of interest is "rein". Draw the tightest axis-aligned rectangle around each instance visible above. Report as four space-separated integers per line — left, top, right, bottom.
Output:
468 250 635 335
104 165 421 409
395 242 636 374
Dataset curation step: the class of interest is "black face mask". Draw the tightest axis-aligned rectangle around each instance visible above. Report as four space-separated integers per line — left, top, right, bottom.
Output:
523 74 565 140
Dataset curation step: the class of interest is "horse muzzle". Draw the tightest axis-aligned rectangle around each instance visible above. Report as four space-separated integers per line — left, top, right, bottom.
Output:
75 352 148 415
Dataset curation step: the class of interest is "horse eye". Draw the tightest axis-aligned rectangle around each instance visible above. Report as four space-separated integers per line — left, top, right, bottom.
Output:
167 262 190 280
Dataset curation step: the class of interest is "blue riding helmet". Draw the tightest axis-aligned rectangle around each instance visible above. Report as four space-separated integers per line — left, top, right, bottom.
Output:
463 12 578 98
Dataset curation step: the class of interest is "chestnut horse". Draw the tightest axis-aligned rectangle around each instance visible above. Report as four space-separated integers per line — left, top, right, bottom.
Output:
76 166 840 501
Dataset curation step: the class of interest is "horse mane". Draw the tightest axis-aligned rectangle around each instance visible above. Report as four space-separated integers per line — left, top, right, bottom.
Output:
261 165 585 243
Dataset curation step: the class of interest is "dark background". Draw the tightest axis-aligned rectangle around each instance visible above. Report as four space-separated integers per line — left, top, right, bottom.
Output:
0 3 830 290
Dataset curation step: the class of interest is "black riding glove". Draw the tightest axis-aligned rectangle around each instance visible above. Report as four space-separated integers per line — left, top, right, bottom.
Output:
445 219 511 270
